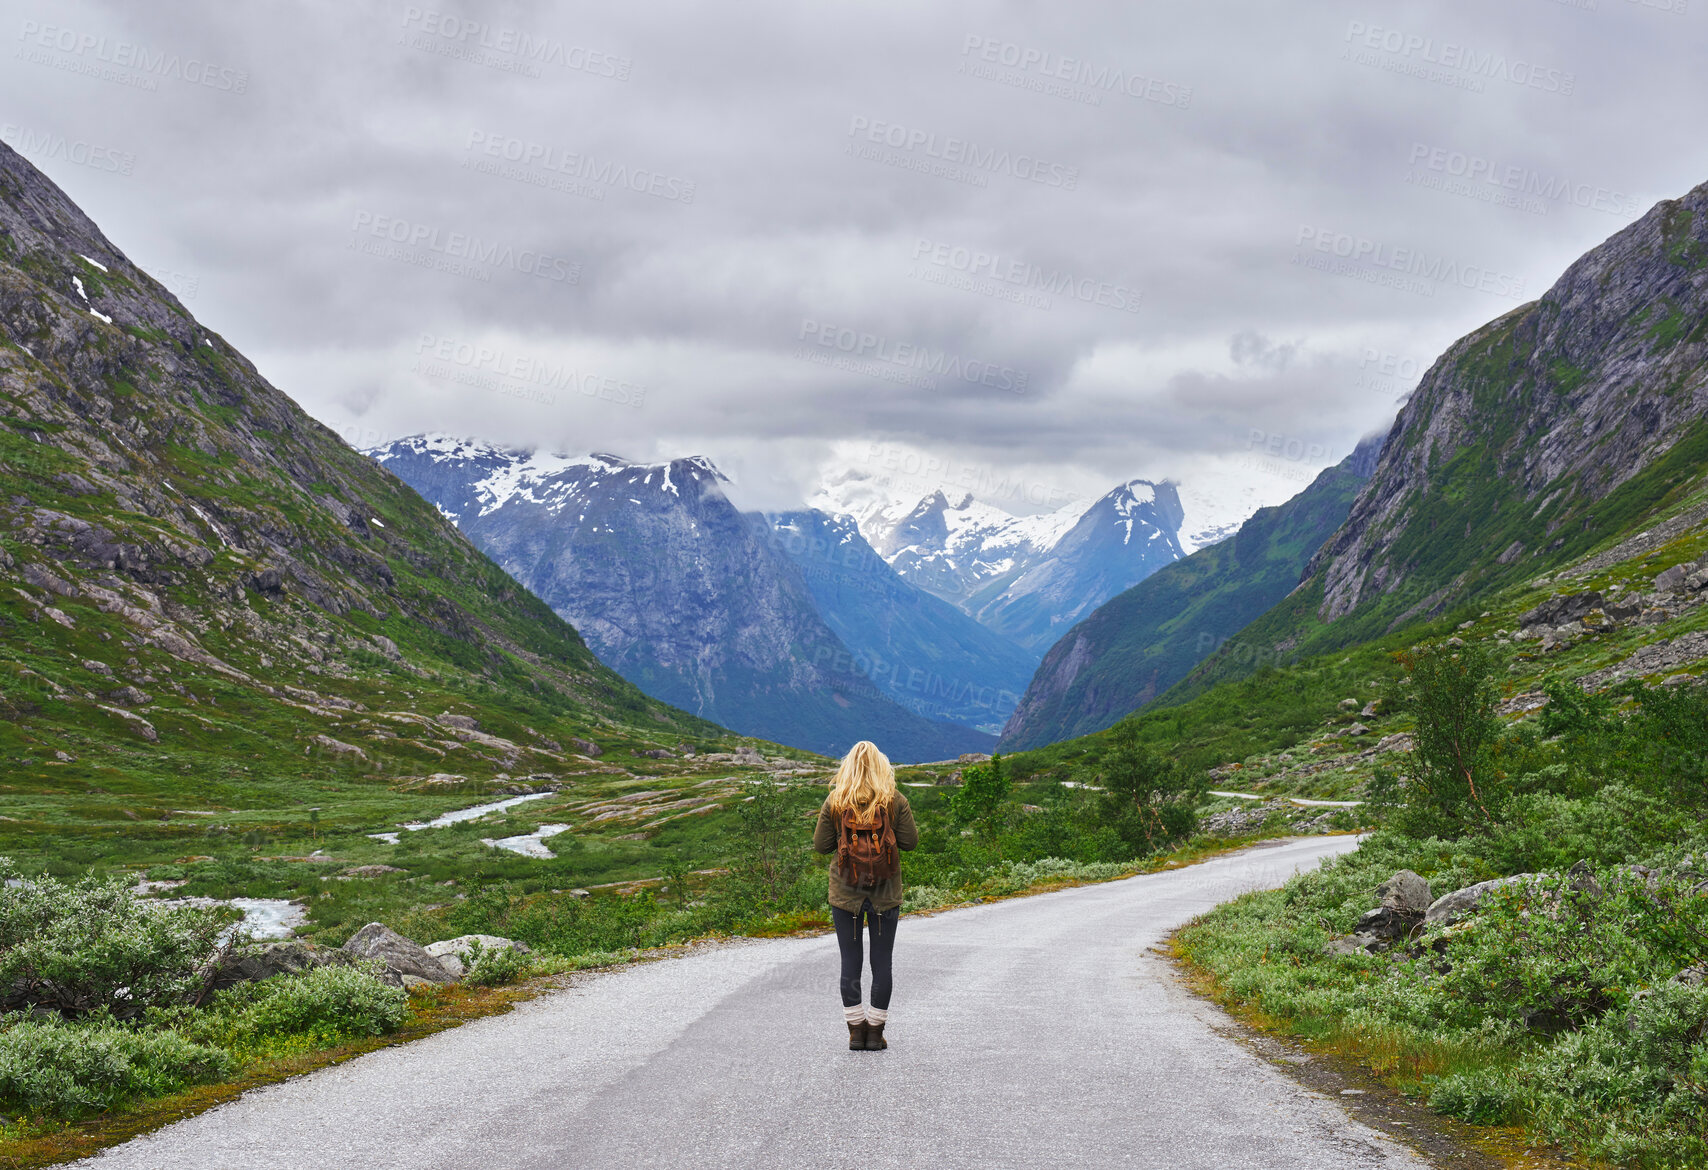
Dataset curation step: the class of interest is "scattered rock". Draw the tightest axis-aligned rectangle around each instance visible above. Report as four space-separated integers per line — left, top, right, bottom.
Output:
436 712 480 731
1378 870 1434 916
340 923 455 986
423 934 532 978
1359 701 1379 717
1519 591 1604 630
1324 932 1386 956
312 734 368 760
568 737 603 757
213 940 357 989
1338 698 1359 710
339 864 404 879
1345 722 1370 737
80 659 113 676
107 685 151 706
957 752 992 764
1424 874 1537 927
1203 804 1275 835
635 748 674 759
1375 733 1414 754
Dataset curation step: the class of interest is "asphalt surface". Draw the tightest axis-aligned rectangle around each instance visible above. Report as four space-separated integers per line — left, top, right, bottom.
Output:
80 835 1431 1170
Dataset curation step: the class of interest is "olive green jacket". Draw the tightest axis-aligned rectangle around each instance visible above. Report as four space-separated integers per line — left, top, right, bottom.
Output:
813 793 919 912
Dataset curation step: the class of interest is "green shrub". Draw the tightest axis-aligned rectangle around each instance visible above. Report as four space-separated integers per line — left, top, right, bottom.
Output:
0 1013 233 1118
951 755 1010 821
462 942 531 988
215 965 407 1042
0 860 240 1016
1423 867 1708 1033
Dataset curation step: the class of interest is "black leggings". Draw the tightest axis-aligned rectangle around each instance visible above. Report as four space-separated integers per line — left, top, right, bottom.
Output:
832 899 899 1009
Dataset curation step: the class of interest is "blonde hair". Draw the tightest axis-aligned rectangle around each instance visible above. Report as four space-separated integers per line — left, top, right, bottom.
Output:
827 740 896 818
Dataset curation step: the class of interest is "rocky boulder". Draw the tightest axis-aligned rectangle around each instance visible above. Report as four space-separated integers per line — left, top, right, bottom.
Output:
423 934 532 978
1324 932 1387 956
1518 591 1603 630
340 923 455 987
212 940 357 990
1424 874 1538 927
1349 869 1435 941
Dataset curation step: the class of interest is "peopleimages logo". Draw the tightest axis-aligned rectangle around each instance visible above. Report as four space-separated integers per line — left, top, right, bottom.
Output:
1294 226 1527 299
845 116 1079 190
912 238 1142 313
0 124 135 175
412 333 646 408
463 131 695 203
16 20 249 93
797 319 1029 394
399 7 630 80
958 35 1192 109
348 211 579 284
1406 143 1643 217
1341 21 1575 95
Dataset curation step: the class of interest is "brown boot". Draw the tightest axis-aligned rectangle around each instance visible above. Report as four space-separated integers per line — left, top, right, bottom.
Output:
864 1021 887 1050
847 1020 869 1050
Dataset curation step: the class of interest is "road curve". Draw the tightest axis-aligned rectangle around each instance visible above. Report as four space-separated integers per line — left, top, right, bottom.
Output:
80 835 1429 1170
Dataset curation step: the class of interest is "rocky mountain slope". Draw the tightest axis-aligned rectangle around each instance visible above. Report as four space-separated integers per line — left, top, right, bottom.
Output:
369 437 995 761
998 438 1381 750
764 509 1039 733
0 142 728 820
1173 182 1708 699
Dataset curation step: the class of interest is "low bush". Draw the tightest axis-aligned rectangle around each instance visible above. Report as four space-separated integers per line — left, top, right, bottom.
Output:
0 1013 232 1119
462 943 532 988
0 860 240 1016
215 965 407 1043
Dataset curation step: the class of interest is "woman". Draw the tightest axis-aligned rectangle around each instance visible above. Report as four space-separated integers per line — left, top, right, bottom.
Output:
813 740 918 1051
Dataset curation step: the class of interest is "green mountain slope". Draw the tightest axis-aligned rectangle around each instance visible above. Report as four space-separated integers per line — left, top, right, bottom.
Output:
997 437 1379 750
1166 182 1708 703
0 142 742 870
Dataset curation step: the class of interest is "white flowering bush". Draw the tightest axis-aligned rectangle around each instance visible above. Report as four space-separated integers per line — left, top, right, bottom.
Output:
0 859 240 1016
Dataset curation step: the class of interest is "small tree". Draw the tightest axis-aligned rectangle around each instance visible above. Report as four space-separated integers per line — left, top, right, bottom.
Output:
1093 720 1202 855
1389 640 1506 837
951 754 1010 821
733 774 807 907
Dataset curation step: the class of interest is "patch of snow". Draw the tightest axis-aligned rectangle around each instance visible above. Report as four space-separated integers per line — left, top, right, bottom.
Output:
72 276 89 301
90 309 113 324
371 517 385 527
77 253 109 272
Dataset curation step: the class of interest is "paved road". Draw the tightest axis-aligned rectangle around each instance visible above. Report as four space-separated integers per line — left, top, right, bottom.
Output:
81 835 1430 1170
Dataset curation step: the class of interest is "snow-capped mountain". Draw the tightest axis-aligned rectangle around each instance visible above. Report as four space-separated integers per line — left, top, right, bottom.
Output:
811 470 1081 606
367 436 995 761
966 479 1188 650
813 469 1189 651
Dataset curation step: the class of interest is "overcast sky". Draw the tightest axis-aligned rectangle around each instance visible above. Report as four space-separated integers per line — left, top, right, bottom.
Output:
5 0 1705 531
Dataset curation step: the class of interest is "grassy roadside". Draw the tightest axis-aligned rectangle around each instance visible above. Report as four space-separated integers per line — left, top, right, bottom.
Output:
1167 939 1582 1170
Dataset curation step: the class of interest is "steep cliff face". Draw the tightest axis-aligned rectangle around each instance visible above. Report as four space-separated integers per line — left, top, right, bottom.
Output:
998 440 1378 750
1308 186 1708 629
371 438 996 761
0 141 714 783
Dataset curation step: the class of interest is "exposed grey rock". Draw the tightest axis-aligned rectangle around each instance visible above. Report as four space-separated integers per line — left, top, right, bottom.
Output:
340 923 455 986
1202 803 1277 835
107 685 151 706
569 737 603 757
1345 722 1370 736
1519 591 1604 630
213 940 358 989
1324 932 1386 956
423 934 532 978
437 712 480 731
1375 732 1414 753
1424 874 1538 926
1377 870 1433 916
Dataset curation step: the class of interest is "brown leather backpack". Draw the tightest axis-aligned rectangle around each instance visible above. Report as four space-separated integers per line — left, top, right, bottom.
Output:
837 800 898 888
